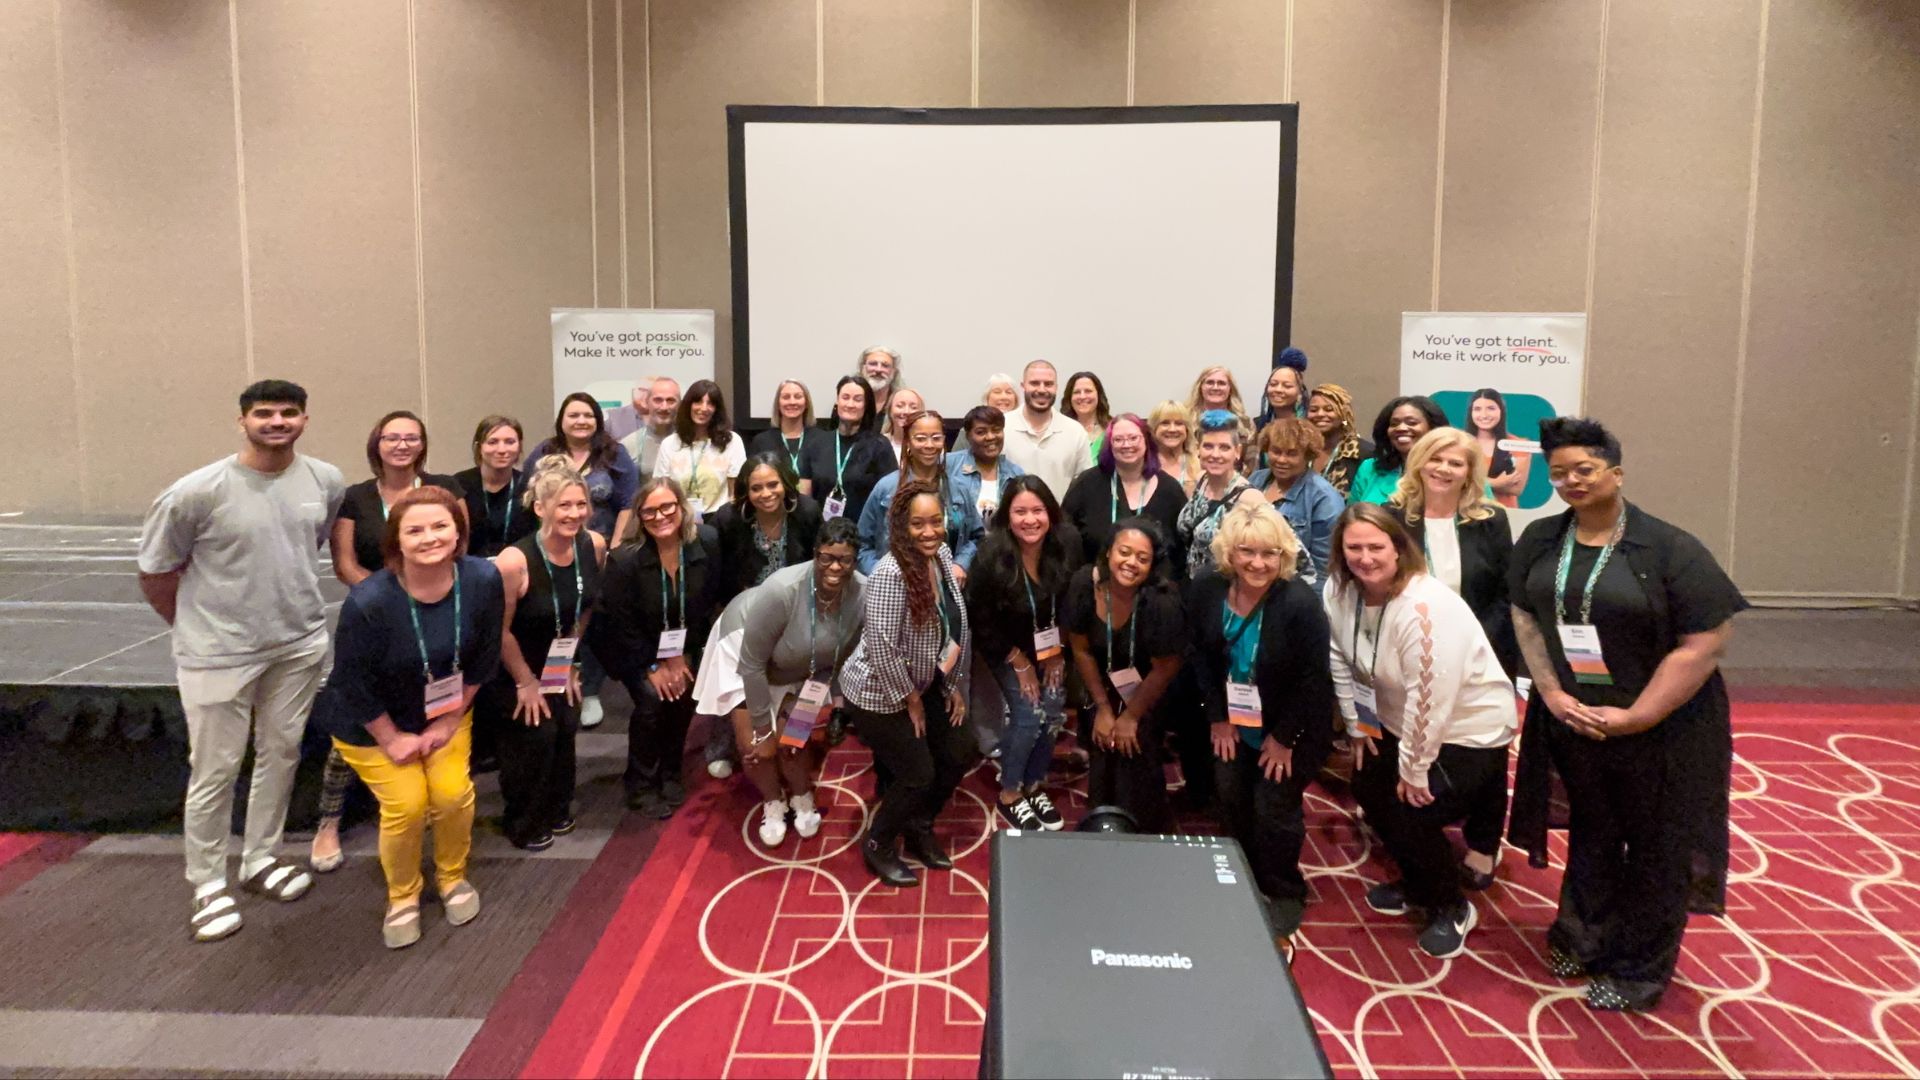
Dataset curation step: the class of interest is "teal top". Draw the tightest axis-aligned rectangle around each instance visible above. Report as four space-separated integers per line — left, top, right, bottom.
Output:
1346 459 1401 506
1222 604 1265 749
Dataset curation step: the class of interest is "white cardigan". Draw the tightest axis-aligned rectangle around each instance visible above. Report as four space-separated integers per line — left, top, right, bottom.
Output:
1324 573 1516 788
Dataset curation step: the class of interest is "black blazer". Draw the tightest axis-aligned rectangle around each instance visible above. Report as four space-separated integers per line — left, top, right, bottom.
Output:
588 524 722 683
707 495 824 604
1388 502 1518 677
1184 574 1335 767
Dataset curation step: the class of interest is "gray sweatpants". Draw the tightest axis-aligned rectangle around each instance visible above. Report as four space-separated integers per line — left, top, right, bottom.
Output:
176 636 329 886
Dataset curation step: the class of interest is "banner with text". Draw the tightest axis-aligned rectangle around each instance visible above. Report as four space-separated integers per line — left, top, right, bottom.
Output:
1400 311 1586 533
551 308 716 417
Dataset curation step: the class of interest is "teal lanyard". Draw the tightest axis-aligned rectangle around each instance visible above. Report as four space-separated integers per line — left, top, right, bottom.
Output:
1351 597 1390 682
1102 584 1136 674
1222 600 1263 683
380 476 422 521
500 473 515 536
783 434 804 477
405 563 462 679
1021 568 1054 635
659 560 686 631
832 431 854 494
688 440 705 497
1108 472 1142 524
806 569 848 681
537 532 583 635
1554 508 1627 625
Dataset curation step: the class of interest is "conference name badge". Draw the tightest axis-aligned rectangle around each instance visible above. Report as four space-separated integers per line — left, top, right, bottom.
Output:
939 639 962 676
1109 666 1143 702
1557 624 1613 685
822 494 846 520
424 672 463 720
540 636 578 695
658 627 688 659
1033 626 1062 662
1351 680 1381 734
1226 680 1263 728
780 679 832 749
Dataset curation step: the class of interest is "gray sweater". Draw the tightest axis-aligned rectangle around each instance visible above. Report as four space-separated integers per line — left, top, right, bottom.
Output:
731 560 866 730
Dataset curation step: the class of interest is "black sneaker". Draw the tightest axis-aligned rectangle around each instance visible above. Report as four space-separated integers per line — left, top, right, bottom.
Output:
626 789 669 818
996 796 1042 831
1026 791 1064 832
1365 880 1408 916
1418 900 1478 959
661 779 687 808
513 831 555 852
551 815 577 836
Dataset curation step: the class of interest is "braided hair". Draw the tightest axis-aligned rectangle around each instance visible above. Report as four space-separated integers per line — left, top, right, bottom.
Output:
887 478 945 627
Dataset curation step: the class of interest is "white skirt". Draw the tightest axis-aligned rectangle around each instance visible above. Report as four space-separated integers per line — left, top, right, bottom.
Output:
692 624 799 719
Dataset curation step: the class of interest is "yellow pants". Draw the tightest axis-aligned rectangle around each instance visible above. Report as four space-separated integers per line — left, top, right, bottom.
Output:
332 715 476 904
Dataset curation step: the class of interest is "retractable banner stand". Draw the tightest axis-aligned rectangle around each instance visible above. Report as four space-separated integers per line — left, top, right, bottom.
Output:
1399 312 1587 533
550 308 716 415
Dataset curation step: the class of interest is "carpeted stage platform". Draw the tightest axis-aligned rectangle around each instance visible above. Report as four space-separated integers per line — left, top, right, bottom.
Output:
3 516 1919 1077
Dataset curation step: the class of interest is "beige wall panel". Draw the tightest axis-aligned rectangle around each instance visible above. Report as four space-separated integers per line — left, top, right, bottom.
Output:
1583 0 1760 560
620 0 653 308
1436 0 1602 313
1132 0 1286 106
648 0 816 402
236 0 417 482
0 1 80 510
1737 1 1920 594
591 0 624 307
978 0 1128 108
1288 0 1445 414
61 1 248 512
824 0 971 107
415 0 596 445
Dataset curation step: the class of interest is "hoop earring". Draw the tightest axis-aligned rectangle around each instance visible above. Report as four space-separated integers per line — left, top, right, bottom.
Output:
785 496 798 514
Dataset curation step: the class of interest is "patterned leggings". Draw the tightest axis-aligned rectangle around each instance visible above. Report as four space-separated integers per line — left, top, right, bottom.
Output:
316 746 354 825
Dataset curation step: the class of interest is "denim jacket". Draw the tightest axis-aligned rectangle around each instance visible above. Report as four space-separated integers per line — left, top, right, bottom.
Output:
857 463 986 574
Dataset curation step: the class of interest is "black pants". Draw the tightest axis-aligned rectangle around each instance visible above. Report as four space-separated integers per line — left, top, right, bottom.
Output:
622 676 696 795
1459 750 1510 858
1352 731 1509 910
1086 707 1171 833
476 678 579 843
1546 716 1695 991
854 683 975 848
1213 742 1313 903
1169 664 1216 803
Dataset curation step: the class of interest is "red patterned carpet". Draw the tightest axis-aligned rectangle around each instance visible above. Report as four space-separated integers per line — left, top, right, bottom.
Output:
493 702 1920 1079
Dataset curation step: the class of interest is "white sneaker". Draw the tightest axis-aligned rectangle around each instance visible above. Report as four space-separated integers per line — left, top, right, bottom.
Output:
579 695 604 728
791 794 821 838
707 758 735 779
758 801 790 846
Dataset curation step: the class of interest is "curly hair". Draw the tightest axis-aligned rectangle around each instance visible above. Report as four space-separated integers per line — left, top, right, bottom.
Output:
1256 416 1325 462
888 478 945 627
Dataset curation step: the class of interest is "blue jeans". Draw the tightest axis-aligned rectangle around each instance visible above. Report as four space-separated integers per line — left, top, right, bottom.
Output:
987 657 1066 794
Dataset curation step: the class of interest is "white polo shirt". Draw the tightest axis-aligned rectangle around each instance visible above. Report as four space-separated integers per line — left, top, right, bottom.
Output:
1002 410 1091 501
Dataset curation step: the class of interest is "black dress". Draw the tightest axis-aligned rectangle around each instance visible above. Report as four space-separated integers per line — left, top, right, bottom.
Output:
454 467 539 559
799 428 890 524
337 473 467 574
747 427 826 483
1058 468 1188 578
1062 568 1186 832
1506 503 1747 999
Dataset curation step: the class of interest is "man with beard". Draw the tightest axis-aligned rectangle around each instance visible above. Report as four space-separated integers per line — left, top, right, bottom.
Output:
138 379 348 942
1001 359 1090 500
857 346 901 419
616 375 681 477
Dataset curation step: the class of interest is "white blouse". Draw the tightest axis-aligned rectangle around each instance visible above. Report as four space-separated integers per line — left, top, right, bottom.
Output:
652 433 746 513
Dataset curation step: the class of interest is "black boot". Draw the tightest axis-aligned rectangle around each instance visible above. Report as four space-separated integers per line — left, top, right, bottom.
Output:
904 825 953 870
863 838 919 887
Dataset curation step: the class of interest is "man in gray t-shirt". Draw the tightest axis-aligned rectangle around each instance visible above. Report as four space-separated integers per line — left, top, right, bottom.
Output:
137 379 347 943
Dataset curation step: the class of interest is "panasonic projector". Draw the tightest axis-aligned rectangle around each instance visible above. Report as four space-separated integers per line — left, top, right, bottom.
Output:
982 830 1329 1079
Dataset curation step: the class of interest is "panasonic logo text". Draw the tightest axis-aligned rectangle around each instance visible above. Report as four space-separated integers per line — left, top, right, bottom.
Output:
1090 948 1194 970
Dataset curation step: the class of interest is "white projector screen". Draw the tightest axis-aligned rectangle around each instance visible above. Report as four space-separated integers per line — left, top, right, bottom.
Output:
728 105 1297 424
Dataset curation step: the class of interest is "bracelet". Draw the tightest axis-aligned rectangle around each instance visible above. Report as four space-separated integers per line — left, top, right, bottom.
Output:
750 727 775 746
515 680 538 691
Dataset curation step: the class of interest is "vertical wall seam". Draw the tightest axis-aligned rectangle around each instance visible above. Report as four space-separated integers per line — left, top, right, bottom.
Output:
1726 0 1772 576
1283 0 1295 101
407 0 430 417
1579 0 1612 408
643 0 656 306
816 0 826 106
1126 0 1136 106
617 0 629 307
53 7 90 510
587 0 600 307
226 0 256 382
970 0 981 108
1897 292 1920 599
1429 0 1452 310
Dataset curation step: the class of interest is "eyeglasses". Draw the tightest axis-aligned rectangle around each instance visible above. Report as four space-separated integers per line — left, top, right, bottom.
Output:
639 504 681 521
816 553 855 569
1548 462 1611 486
379 434 423 446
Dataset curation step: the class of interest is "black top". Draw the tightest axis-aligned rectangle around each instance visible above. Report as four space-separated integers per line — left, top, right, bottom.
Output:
965 529 1084 668
454 467 539 559
1509 502 1747 707
1183 574 1335 762
1062 567 1187 712
1389 503 1518 676
799 428 890 522
587 525 723 683
507 531 602 671
748 426 827 480
320 555 504 745
338 474 467 574
1059 468 1189 576
707 496 824 605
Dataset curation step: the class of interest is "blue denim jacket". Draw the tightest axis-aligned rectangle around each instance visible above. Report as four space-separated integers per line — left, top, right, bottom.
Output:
946 451 1026 528
857 462 987 574
1247 467 1342 595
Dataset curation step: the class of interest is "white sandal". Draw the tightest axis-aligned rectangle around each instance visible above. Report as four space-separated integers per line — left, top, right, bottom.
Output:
190 888 243 943
241 858 314 902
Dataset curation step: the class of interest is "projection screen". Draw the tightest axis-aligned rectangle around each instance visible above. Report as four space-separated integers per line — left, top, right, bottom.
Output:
728 105 1298 425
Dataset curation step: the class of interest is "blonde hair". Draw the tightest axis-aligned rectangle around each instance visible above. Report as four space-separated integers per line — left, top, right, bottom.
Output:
625 476 701 544
768 379 816 427
524 454 589 514
1186 366 1252 443
1388 427 1496 525
1209 500 1302 583
1148 400 1198 485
